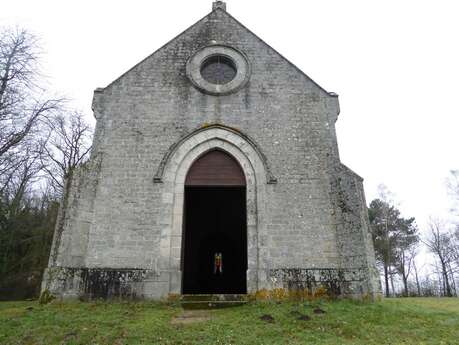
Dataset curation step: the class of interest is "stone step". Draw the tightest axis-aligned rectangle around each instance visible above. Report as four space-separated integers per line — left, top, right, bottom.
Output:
181 294 248 302
181 300 247 310
180 294 248 309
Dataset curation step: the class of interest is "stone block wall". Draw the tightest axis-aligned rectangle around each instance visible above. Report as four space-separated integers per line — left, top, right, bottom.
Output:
43 6 380 300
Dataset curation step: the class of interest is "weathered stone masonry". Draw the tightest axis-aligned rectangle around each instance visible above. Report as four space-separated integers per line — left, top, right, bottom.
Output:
42 2 381 299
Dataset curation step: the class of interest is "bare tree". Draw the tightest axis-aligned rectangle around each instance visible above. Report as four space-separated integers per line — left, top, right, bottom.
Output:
0 27 61 194
0 27 88 299
41 111 92 196
447 170 459 207
411 249 422 296
393 218 419 296
394 244 416 296
446 170 459 270
423 218 456 297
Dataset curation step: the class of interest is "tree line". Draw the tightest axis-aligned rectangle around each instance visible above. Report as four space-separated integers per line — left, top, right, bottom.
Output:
369 182 459 297
0 28 92 299
0 27 458 300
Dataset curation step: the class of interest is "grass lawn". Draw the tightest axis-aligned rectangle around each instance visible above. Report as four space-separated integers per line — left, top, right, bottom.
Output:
0 297 458 345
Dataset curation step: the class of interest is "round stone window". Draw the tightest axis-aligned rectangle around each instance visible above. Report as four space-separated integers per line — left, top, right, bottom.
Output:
200 55 237 85
186 45 250 95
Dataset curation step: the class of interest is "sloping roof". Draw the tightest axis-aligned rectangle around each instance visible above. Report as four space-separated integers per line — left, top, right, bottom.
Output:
102 7 336 98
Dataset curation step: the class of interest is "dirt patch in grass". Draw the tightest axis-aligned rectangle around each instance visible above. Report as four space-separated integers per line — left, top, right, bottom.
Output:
297 314 311 321
260 314 275 323
171 310 212 325
290 310 311 321
63 331 78 341
313 307 326 314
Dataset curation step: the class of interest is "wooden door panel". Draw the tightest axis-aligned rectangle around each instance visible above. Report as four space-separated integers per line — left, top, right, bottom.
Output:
185 150 246 186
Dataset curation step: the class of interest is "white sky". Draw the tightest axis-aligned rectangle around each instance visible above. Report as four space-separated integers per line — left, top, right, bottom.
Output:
2 0 459 236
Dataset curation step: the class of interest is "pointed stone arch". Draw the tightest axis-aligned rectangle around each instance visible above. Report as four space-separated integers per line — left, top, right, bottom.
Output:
154 124 277 184
157 125 270 294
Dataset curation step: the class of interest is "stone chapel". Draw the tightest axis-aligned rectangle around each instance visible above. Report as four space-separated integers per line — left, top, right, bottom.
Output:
43 1 381 300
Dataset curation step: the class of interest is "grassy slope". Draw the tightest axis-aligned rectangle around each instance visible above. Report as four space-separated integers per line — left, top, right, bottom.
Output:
0 298 458 345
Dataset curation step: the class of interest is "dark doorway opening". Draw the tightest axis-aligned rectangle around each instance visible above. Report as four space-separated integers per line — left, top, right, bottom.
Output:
182 150 247 294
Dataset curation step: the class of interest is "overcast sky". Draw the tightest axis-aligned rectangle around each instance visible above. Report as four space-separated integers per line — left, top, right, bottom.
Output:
2 0 458 234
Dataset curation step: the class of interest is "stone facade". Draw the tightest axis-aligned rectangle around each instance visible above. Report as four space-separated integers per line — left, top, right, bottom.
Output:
42 2 381 300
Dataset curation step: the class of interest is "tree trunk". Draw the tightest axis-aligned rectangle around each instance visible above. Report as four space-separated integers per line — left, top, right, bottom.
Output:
384 264 390 297
390 271 396 297
402 273 408 297
441 260 452 297
447 263 456 296
413 261 421 296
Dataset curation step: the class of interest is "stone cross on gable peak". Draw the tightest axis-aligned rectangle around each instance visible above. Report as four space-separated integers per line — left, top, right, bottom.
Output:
212 1 226 11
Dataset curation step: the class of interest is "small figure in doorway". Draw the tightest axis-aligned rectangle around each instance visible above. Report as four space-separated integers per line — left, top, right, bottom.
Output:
214 252 223 275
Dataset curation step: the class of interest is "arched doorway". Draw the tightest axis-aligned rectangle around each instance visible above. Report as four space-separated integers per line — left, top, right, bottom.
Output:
182 149 247 294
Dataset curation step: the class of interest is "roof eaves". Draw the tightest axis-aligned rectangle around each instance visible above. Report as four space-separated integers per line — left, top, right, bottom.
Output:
99 7 337 99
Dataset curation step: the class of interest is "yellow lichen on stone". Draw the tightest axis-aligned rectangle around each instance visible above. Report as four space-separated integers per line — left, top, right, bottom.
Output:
249 286 332 302
166 293 180 302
